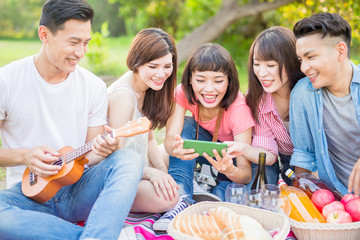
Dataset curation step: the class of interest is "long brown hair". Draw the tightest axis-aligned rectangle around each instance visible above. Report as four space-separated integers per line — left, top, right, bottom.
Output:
246 26 305 122
181 43 239 110
127 28 177 129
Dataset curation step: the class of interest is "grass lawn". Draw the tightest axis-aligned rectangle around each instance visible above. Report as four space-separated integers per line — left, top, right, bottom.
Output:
0 168 5 181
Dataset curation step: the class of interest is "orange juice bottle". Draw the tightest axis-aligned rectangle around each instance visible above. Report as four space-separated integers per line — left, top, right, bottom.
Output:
278 176 325 223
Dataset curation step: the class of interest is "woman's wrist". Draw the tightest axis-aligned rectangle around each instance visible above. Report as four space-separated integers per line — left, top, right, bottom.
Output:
224 164 238 176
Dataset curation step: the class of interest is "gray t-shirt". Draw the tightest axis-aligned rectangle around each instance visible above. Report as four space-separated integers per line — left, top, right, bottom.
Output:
323 88 360 187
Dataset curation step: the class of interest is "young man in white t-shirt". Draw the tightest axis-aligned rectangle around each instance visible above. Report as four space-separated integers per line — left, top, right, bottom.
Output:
0 1 143 239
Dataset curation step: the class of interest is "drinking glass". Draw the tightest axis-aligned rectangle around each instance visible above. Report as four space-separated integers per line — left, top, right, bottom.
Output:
265 194 291 216
225 183 248 205
247 189 265 209
263 184 280 198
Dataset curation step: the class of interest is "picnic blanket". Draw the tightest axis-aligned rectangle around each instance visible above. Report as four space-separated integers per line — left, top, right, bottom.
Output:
121 212 298 240
78 212 297 240
121 212 174 240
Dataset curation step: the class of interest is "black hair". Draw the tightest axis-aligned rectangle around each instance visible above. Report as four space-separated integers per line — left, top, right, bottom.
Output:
293 12 351 57
39 0 94 34
181 43 239 110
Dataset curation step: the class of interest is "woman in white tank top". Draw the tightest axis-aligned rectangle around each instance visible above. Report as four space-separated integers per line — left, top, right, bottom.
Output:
107 28 179 213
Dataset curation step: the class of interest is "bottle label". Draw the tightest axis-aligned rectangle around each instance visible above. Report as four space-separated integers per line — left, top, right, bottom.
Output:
288 192 316 222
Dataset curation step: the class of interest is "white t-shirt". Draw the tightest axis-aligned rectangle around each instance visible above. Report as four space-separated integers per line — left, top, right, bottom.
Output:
0 56 108 188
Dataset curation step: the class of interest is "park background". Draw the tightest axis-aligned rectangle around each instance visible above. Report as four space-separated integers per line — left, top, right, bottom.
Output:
0 0 359 187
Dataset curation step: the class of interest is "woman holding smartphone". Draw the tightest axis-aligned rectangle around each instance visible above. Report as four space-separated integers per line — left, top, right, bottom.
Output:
153 43 255 232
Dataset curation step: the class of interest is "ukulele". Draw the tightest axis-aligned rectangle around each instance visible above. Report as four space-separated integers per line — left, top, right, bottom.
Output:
21 117 151 203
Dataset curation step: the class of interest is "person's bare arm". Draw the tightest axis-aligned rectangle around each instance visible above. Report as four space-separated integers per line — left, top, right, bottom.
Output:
348 157 360 196
148 131 167 172
226 141 277 165
203 128 252 184
164 104 199 160
0 119 61 177
85 125 119 166
107 88 135 149
295 166 312 174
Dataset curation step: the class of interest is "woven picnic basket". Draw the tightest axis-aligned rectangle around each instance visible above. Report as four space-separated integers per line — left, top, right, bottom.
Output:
289 218 360 240
168 201 290 240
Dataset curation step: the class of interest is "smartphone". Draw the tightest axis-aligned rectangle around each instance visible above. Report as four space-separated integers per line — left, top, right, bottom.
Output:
183 139 228 158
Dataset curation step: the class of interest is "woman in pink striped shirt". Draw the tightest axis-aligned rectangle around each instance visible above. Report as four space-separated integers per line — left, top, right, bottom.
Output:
227 26 304 185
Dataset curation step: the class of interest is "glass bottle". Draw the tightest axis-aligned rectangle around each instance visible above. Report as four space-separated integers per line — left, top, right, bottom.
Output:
278 175 326 223
251 152 267 190
285 169 342 201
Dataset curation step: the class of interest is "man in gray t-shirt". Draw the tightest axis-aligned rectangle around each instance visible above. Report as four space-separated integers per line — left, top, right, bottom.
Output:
323 88 360 188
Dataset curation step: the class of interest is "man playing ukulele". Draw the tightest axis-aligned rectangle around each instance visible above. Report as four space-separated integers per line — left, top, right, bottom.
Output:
0 1 143 239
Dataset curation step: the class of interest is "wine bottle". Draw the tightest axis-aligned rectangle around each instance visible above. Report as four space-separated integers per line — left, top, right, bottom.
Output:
285 169 342 201
278 175 326 223
251 152 267 190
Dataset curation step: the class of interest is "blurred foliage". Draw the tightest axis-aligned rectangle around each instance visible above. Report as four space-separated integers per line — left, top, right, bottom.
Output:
0 0 127 38
0 0 43 39
86 22 110 75
109 0 360 83
110 0 222 38
87 0 126 36
0 0 359 76
267 0 360 56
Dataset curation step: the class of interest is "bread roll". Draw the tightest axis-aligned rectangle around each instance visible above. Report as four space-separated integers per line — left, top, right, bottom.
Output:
173 213 222 240
173 206 272 240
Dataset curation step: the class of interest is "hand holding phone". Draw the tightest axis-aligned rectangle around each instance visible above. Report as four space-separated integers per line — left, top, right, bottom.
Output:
183 140 228 158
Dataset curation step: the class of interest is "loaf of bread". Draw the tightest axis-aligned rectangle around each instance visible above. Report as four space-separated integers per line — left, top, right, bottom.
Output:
172 206 272 240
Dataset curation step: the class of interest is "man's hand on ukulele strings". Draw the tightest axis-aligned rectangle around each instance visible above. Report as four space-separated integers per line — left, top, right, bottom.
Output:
91 125 119 157
25 146 61 177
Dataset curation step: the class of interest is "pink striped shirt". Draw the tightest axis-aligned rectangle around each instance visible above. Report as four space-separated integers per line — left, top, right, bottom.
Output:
252 92 293 156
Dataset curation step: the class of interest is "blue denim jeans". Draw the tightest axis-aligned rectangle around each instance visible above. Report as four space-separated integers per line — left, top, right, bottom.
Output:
0 149 143 240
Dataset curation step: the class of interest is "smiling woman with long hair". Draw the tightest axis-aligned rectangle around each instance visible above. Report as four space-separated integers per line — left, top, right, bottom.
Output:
107 28 179 213
227 26 305 185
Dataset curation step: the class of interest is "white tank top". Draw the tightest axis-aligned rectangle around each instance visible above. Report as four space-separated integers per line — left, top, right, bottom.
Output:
107 83 149 166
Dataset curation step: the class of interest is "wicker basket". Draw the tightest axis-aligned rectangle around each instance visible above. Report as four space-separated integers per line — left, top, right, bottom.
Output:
168 201 290 240
289 218 360 240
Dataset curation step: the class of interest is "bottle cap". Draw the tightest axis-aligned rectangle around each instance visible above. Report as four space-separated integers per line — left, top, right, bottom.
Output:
278 178 286 189
285 168 294 178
